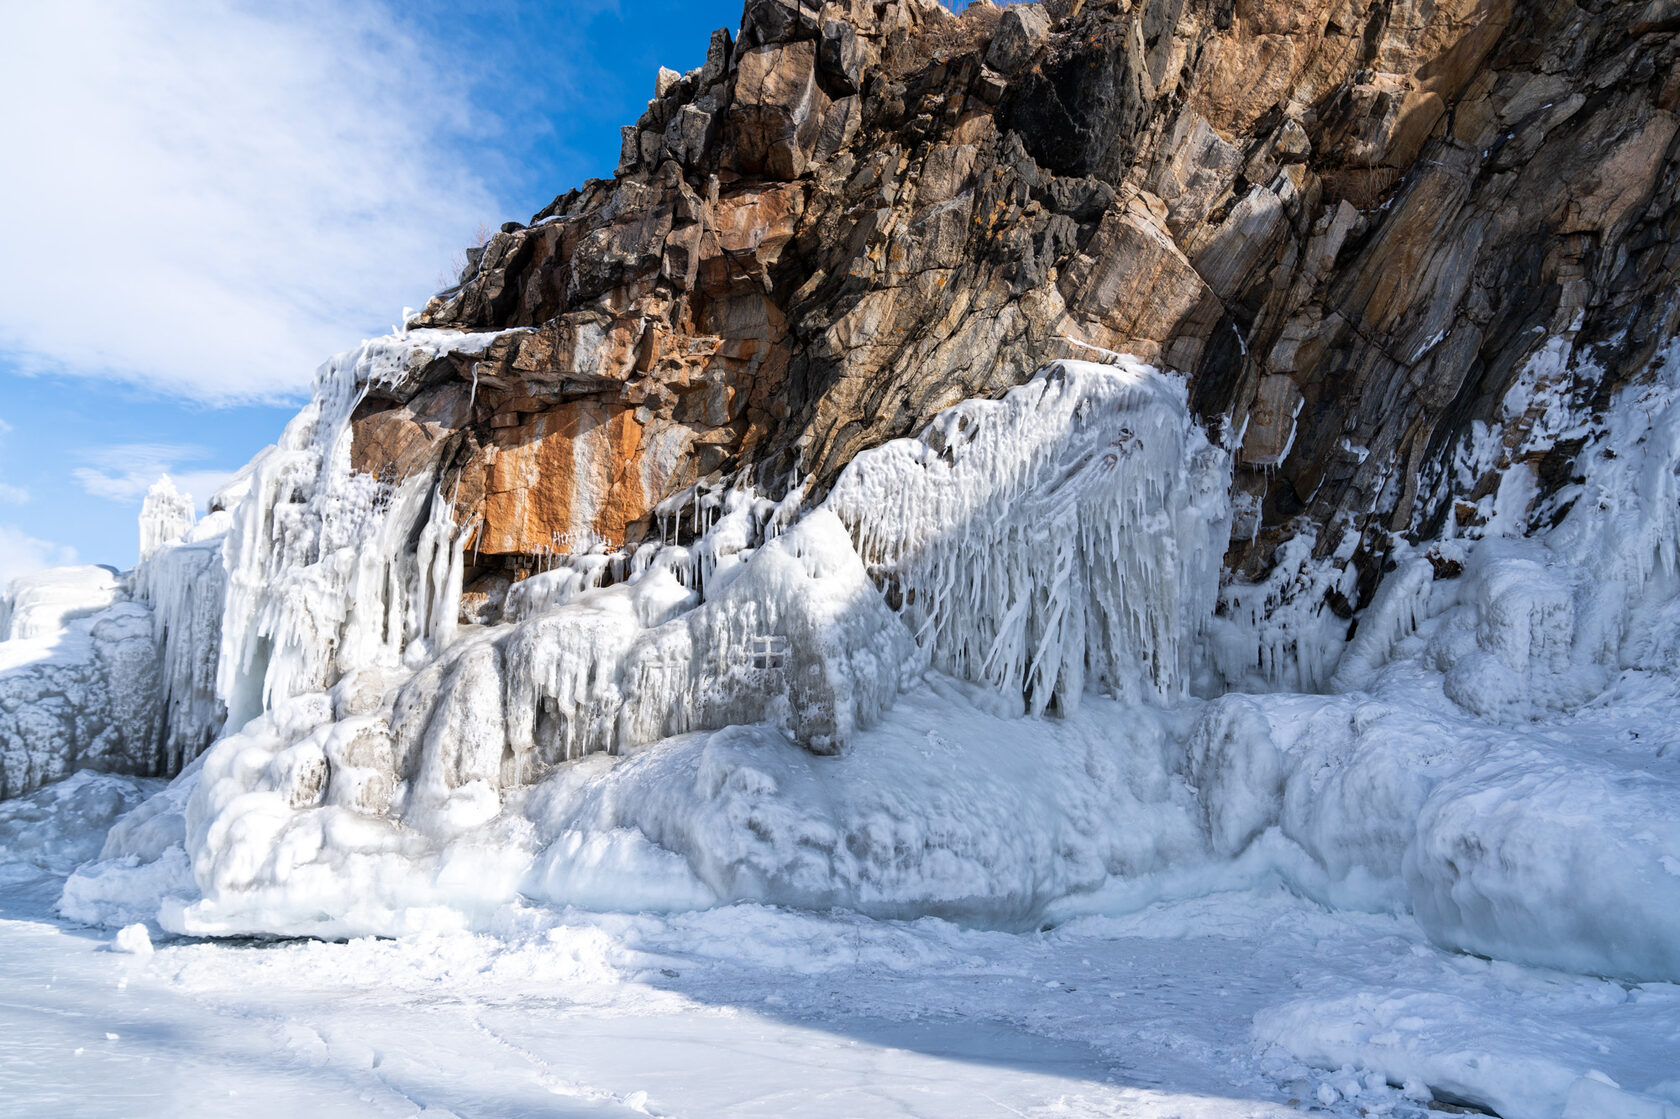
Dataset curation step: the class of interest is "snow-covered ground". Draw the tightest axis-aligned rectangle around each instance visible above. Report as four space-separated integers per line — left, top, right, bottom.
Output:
4 694 1678 1119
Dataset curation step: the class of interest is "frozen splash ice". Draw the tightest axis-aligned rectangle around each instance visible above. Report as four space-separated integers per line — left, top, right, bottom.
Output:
216 329 507 729
138 476 196 564
827 358 1232 715
11 324 1680 1009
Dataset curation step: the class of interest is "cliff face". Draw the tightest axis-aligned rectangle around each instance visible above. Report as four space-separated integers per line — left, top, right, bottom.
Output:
361 0 1680 618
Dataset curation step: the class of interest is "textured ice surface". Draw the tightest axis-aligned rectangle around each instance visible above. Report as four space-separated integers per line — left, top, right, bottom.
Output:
829 358 1231 713
7 331 1680 1118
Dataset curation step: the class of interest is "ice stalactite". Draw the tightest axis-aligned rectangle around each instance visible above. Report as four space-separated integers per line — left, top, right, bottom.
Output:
826 358 1231 714
132 544 229 775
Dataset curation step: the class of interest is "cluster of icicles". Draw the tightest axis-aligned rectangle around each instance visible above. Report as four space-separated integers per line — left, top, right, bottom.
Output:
120 337 1232 822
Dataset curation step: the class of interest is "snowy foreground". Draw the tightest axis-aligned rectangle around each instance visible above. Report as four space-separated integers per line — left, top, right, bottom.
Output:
4 346 1680 1116
6 771 1680 1119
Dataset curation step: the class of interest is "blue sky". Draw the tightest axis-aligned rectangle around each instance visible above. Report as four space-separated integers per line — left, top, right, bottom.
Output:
0 0 753 579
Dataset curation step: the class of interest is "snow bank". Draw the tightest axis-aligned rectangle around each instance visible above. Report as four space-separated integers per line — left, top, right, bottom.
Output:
0 565 122 642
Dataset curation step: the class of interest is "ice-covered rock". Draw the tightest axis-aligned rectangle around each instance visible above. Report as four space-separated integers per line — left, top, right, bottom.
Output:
0 566 122 642
828 358 1231 715
216 330 507 730
0 605 164 800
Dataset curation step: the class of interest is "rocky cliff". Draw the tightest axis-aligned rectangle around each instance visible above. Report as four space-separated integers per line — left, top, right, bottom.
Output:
5 0 1680 803
360 0 1680 624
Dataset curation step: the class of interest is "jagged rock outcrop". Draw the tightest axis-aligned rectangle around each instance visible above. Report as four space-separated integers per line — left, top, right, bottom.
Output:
375 0 1680 623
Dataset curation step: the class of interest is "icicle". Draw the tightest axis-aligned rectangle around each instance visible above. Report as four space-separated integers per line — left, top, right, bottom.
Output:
825 359 1232 714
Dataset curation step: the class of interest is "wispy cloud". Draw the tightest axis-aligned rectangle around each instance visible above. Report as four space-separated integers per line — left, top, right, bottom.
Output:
0 419 25 504
72 443 234 510
0 524 78 587
0 0 502 403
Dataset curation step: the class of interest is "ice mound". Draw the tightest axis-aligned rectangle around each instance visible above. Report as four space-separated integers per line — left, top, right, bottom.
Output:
828 358 1231 714
67 679 1204 937
0 769 162 889
519 680 1204 924
0 565 122 641
1177 685 1680 982
1408 740 1680 982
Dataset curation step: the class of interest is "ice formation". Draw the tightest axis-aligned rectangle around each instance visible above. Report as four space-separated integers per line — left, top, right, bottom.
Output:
0 565 121 642
215 330 507 729
1 311 1677 1116
828 358 1232 714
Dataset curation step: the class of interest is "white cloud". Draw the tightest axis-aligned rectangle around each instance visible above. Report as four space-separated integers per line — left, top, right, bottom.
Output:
0 524 78 587
71 443 234 509
0 0 502 403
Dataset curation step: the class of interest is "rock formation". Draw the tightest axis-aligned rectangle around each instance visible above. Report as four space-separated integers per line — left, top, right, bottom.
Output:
4 0 1679 802
366 0 1680 627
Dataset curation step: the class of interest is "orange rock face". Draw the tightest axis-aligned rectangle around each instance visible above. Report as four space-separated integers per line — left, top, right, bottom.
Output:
475 404 658 557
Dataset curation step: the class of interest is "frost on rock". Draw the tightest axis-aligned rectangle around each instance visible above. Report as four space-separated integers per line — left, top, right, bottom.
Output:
827 358 1231 714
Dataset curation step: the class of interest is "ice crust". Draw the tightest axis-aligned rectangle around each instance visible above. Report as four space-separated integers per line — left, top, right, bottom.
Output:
5 320 1680 1117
